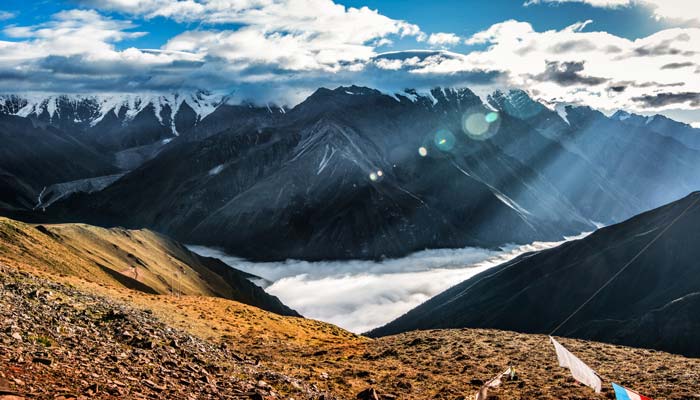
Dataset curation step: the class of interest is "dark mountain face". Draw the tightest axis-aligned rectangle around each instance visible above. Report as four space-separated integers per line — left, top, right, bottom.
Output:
0 114 117 211
0 93 282 213
4 85 700 262
369 192 700 357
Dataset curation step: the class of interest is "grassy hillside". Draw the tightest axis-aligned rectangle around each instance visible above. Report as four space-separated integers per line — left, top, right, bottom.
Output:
0 217 297 316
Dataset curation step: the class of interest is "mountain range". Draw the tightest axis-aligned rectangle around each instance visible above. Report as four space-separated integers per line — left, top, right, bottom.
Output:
1 86 700 262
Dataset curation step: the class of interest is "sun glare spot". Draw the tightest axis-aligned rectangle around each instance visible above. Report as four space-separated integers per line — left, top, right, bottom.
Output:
465 113 489 136
433 129 456 151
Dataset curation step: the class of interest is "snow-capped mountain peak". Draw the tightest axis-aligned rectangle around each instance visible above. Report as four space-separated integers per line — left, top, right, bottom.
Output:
0 91 227 136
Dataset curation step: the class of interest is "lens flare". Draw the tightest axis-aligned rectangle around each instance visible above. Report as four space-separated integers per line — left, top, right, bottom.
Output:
418 147 428 157
461 108 501 141
464 113 489 136
433 129 456 152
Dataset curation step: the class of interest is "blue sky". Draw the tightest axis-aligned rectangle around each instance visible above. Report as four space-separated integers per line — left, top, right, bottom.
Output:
0 0 699 123
0 0 680 48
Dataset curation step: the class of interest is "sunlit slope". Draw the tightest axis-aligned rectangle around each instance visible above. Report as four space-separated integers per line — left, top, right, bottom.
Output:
0 216 297 316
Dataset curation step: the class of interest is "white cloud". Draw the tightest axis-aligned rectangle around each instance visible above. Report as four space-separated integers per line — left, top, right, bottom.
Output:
1 10 147 60
189 235 579 333
427 32 461 47
71 0 424 80
0 10 202 92
524 0 700 23
692 122 700 128
432 20 700 113
1 2 698 119
0 11 15 21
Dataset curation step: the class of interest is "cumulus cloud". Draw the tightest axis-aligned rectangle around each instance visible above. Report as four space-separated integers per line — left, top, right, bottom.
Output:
426 32 461 47
524 0 700 23
81 0 422 73
0 9 205 92
533 61 608 86
443 20 700 113
661 61 695 69
0 0 429 96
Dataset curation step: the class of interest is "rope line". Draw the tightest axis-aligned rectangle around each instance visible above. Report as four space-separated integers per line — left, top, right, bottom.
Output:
548 194 700 336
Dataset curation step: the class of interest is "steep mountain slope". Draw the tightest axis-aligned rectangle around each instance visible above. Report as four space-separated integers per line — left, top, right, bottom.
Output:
0 216 298 316
0 92 232 175
370 192 700 358
488 91 700 223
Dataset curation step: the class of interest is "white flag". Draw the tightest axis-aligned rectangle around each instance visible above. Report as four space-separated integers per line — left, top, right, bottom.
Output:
550 336 602 393
475 367 515 400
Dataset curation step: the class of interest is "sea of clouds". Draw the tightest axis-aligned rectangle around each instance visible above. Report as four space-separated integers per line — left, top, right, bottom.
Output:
188 234 586 333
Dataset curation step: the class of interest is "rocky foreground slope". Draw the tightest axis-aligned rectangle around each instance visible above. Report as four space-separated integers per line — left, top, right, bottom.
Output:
0 265 320 400
0 219 699 399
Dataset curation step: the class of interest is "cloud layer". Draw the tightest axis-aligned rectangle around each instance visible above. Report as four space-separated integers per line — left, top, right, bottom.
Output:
189 235 585 333
1 0 699 118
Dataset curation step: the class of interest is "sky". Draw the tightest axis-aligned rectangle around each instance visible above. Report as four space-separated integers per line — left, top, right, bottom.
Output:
1 0 700 123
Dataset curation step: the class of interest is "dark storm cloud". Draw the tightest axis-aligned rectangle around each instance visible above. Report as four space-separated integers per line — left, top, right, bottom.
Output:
661 62 695 70
633 92 700 108
549 39 596 53
609 85 626 93
39 55 205 76
633 35 696 57
611 80 685 90
533 61 608 86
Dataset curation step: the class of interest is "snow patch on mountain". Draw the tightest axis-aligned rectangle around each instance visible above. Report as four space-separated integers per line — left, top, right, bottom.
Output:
208 164 225 176
0 91 227 136
555 104 571 125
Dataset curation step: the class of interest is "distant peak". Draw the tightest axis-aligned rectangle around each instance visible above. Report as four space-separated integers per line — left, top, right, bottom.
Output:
488 89 546 119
